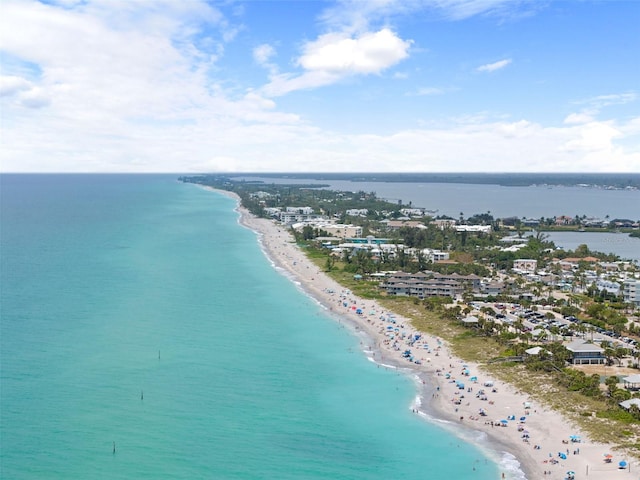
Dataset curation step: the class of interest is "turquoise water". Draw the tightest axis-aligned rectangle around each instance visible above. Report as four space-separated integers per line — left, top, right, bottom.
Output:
1 175 503 479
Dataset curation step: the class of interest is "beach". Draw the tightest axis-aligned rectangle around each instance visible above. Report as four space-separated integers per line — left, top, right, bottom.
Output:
223 189 634 480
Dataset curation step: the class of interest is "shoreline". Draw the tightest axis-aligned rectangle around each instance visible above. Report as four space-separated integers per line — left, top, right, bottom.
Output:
213 187 632 480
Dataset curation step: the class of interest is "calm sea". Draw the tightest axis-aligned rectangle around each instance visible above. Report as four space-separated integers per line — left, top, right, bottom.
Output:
0 175 509 479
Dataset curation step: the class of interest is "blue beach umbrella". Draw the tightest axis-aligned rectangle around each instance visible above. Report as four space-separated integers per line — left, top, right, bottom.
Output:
619 460 627 468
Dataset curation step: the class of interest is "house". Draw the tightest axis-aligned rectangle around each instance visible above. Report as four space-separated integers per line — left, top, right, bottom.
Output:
400 208 427 217
522 218 540 227
421 248 450 262
619 398 640 411
565 340 606 365
622 374 640 390
513 259 537 273
461 315 479 325
345 208 369 217
525 346 551 357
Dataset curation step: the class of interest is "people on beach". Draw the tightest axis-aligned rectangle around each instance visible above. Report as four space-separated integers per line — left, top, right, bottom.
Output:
241 208 627 480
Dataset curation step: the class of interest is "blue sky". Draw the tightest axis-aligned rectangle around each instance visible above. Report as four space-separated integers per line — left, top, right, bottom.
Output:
1 0 638 172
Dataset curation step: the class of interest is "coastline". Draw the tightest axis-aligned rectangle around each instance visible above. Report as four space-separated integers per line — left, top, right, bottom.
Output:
215 187 632 480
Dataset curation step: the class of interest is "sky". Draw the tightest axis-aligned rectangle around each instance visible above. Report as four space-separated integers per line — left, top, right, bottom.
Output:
1 0 639 173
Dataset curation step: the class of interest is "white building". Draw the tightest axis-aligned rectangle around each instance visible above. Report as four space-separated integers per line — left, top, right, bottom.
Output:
421 248 450 262
286 206 314 215
455 225 492 233
623 278 640 306
345 209 369 217
400 208 426 217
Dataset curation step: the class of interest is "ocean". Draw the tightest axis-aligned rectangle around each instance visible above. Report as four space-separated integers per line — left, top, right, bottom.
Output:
0 175 508 479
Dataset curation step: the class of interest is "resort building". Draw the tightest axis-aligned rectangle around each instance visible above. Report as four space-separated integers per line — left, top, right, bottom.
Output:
322 224 363 239
623 278 640 307
381 271 481 299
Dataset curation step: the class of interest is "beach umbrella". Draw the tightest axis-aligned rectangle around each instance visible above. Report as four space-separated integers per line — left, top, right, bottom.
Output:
566 471 575 475
559 453 567 460
604 454 613 459
520 416 526 422
619 460 627 468
500 419 508 424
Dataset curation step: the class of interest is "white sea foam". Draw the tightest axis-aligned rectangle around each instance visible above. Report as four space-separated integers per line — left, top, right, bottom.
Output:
498 452 527 480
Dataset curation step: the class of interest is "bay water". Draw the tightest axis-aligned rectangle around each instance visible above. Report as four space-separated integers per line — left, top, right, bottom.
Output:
0 175 506 479
238 176 640 220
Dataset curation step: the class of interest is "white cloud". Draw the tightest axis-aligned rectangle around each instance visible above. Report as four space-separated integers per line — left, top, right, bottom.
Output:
428 0 533 20
253 44 276 66
476 58 512 72
319 0 535 29
263 28 411 96
19 87 51 108
561 121 622 153
576 92 637 109
0 1 637 174
563 112 595 125
413 87 444 96
298 29 411 75
253 43 278 76
0 75 33 97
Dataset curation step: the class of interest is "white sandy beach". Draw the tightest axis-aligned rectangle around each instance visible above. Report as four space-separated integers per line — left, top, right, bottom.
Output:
217 188 634 480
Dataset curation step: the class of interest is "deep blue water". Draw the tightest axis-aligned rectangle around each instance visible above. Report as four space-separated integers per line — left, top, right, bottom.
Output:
0 175 505 479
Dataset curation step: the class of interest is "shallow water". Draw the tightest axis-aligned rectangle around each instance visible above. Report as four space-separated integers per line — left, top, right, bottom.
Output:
1 174 508 479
